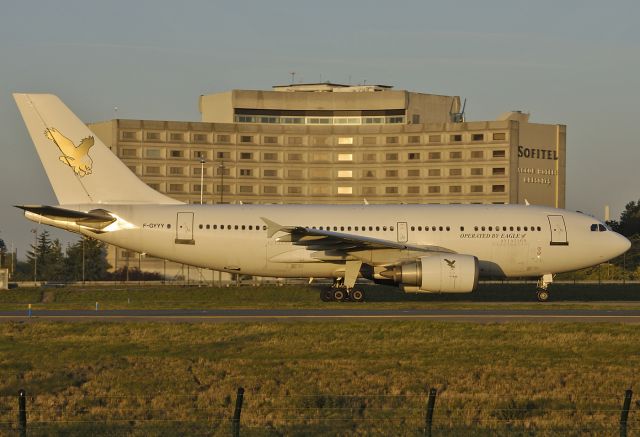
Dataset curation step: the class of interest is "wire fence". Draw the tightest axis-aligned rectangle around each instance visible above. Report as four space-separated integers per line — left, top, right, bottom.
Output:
1 387 638 436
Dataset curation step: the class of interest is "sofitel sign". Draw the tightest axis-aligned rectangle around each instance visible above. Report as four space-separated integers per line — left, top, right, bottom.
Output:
518 146 558 160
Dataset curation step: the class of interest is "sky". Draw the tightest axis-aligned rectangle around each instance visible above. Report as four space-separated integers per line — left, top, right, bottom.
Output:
1 0 639 257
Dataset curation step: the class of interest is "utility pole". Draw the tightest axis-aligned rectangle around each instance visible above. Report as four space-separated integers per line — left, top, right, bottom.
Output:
31 229 37 284
199 157 206 205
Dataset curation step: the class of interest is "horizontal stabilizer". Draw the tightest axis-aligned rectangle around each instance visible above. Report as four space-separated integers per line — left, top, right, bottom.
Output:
15 205 116 229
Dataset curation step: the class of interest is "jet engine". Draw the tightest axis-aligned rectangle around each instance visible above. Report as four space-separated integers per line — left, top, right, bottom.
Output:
380 253 479 293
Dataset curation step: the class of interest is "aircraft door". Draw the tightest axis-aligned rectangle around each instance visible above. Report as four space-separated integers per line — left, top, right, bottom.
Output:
397 222 408 243
548 215 568 246
175 212 195 245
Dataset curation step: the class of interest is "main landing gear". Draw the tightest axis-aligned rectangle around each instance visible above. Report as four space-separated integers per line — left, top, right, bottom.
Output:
536 274 553 302
320 279 366 303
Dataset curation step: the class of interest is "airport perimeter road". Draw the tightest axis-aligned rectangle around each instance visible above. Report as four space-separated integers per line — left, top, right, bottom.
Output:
2 308 640 323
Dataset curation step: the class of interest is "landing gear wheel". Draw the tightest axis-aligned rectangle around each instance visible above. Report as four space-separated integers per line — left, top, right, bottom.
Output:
320 289 334 302
536 289 549 302
350 289 365 302
333 289 347 302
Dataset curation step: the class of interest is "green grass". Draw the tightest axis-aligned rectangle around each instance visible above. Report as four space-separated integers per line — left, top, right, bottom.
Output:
1 283 640 311
0 321 639 435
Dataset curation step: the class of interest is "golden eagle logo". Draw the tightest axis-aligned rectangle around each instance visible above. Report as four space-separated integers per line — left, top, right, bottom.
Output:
44 128 94 177
444 258 456 269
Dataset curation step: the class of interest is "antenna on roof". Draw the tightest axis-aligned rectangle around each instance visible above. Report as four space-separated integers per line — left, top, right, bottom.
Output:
289 72 296 84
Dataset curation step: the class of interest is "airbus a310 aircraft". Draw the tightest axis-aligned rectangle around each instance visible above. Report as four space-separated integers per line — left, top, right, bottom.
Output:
13 94 630 302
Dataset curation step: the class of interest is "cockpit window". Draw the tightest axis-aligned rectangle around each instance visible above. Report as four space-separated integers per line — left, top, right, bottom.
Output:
591 223 608 232
598 224 607 232
590 224 598 231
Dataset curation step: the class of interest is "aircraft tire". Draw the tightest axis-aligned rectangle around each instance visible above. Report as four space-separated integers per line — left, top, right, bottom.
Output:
536 289 549 302
350 289 365 302
333 289 347 302
320 289 334 302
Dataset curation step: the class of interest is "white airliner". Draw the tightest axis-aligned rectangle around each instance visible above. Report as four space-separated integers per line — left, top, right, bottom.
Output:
13 94 631 302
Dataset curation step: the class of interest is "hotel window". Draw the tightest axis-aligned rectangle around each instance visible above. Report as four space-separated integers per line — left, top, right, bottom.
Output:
147 183 160 190
364 170 376 178
169 184 184 192
310 169 330 178
239 169 253 177
192 184 205 193
146 166 161 175
216 185 230 193
428 169 441 177
288 169 303 178
239 152 254 160
493 132 506 141
492 185 506 192
264 136 278 144
449 185 462 193
388 116 404 124
216 167 230 176
363 153 376 162
408 152 421 160
407 186 420 194
216 151 230 159
428 186 441 194
263 186 278 194
338 154 354 161
385 153 398 161
450 134 462 143
408 169 420 177
338 187 353 194
127 165 137 173
259 117 277 124
492 167 506 175
216 134 231 143
312 136 327 146
338 137 354 145
363 187 377 195
193 167 206 176
263 169 278 177
193 150 206 159
288 186 303 194
122 131 137 140
428 134 441 143
408 136 420 144
471 185 484 193
192 133 207 143
411 114 421 124
386 170 399 178
449 151 462 160
170 150 184 158
169 133 183 141
121 148 137 157
310 152 330 162
169 167 184 175
471 168 484 176
449 168 462 176
472 133 484 141
493 150 506 158
146 132 160 141
428 152 441 160
263 152 278 161
386 136 399 144
287 153 303 161
288 136 303 145
239 185 254 193
338 170 353 178
240 135 253 143
471 151 484 159
362 137 377 145
385 187 399 194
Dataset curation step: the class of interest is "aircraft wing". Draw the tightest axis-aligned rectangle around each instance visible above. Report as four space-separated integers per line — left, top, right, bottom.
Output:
261 217 454 254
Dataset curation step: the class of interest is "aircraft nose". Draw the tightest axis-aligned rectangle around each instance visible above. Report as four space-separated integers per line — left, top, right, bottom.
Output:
613 232 631 256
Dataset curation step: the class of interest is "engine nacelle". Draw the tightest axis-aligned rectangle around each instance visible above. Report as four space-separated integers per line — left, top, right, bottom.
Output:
382 254 479 293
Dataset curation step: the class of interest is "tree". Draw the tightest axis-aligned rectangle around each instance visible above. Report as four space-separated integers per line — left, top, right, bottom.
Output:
25 230 65 281
64 237 111 282
607 199 640 238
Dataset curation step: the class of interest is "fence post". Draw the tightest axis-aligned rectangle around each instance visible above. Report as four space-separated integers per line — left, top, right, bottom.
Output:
232 387 244 437
620 389 633 437
18 389 26 437
424 388 437 437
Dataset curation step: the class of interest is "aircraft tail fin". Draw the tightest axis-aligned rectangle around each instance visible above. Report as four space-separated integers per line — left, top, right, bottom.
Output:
13 93 182 205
